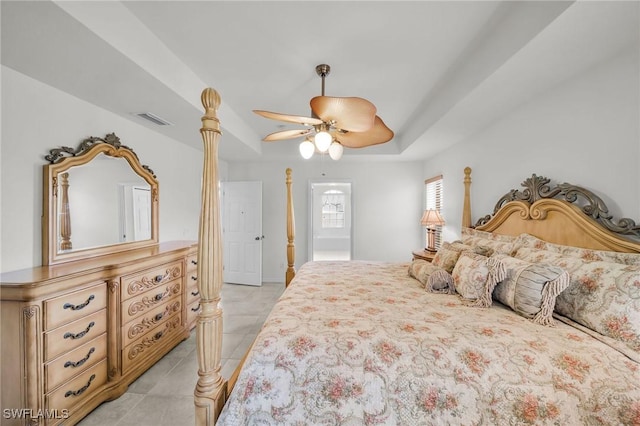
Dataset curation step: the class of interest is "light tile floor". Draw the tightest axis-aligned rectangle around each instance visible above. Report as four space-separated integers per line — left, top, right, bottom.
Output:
78 282 285 426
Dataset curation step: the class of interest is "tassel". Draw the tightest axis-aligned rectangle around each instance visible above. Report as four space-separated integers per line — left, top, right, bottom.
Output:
532 270 570 326
428 270 455 294
470 257 505 308
471 278 497 307
487 257 506 284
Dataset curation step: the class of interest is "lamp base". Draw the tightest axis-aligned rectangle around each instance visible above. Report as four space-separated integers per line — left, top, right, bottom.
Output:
426 228 437 253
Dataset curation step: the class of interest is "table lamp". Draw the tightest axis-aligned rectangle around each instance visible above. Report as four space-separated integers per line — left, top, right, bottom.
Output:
420 209 445 252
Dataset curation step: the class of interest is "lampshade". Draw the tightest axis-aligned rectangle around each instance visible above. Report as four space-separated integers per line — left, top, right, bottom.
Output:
314 130 332 152
420 209 445 227
299 139 315 159
328 141 344 160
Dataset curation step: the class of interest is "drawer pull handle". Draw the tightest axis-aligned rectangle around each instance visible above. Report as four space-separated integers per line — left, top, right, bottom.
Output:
191 290 199 297
154 331 164 340
64 374 95 398
191 260 197 265
64 321 95 340
64 347 96 368
191 276 197 281
154 293 164 302
63 295 95 311
154 313 164 322
191 303 201 312
154 275 164 283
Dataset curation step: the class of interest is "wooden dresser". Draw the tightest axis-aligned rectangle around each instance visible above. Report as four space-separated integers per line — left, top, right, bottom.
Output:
0 241 198 425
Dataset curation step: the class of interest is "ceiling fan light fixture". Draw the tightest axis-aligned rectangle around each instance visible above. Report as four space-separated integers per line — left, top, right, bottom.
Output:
314 130 332 152
300 139 315 159
329 141 344 161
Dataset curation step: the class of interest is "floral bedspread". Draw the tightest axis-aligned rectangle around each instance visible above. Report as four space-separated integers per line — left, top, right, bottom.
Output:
217 261 640 425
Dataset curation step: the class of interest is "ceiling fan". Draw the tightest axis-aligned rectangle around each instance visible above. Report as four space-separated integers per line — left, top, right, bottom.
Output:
253 64 394 160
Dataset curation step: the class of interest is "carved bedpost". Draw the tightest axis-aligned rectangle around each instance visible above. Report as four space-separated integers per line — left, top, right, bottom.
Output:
285 168 296 286
462 167 472 228
194 88 227 425
59 172 72 250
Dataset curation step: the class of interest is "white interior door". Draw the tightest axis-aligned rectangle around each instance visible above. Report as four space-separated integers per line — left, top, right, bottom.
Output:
119 184 151 242
222 181 263 286
132 186 151 240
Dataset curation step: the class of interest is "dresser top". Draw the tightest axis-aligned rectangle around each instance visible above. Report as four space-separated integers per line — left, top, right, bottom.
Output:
1 241 196 299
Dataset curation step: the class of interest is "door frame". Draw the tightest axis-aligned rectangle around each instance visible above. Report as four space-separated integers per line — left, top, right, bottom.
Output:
307 179 355 261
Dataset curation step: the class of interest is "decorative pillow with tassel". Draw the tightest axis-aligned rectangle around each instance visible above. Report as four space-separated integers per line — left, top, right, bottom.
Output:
491 253 569 326
451 252 506 307
432 241 494 274
408 260 455 294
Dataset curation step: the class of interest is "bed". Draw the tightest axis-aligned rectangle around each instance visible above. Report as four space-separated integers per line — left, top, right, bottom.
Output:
191 89 640 425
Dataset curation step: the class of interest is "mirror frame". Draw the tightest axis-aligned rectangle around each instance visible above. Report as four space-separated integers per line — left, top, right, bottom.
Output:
42 133 159 265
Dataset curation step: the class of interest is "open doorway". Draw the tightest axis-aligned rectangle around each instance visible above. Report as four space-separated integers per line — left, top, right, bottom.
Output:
309 181 353 261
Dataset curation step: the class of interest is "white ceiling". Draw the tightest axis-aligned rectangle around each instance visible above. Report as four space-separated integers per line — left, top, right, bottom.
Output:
2 1 638 162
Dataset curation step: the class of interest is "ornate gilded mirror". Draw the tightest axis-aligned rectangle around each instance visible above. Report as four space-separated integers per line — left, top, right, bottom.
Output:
43 133 158 265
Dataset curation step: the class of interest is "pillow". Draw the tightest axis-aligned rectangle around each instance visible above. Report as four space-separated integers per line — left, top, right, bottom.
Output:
491 254 569 326
448 241 494 257
432 241 494 274
408 260 454 293
461 227 519 255
461 227 518 242
515 247 640 354
432 242 464 273
516 233 640 266
451 252 506 307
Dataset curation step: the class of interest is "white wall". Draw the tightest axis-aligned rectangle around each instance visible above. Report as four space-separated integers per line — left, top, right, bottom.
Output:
424 48 640 243
1 66 206 272
5 47 635 277
226 159 424 282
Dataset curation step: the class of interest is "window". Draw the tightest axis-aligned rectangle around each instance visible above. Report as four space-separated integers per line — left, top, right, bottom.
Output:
321 190 345 229
425 175 443 249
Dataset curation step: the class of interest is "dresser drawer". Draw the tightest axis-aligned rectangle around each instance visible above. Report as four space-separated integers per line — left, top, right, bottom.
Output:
45 333 107 392
187 298 201 328
186 280 200 305
121 279 182 323
44 283 106 330
122 295 182 347
186 271 198 290
122 314 183 374
186 253 198 273
120 261 183 301
46 359 107 417
44 309 107 361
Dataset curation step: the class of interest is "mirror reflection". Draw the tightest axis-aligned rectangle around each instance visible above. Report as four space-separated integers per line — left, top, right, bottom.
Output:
57 153 152 253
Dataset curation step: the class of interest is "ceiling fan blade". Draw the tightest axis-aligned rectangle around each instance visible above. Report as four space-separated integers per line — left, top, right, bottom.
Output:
310 96 377 132
334 116 394 149
262 129 312 141
253 110 323 126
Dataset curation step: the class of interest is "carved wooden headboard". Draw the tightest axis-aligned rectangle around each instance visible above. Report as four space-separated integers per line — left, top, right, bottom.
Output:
462 167 640 253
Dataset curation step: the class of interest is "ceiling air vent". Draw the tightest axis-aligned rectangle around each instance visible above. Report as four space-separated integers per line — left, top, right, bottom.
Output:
135 112 173 126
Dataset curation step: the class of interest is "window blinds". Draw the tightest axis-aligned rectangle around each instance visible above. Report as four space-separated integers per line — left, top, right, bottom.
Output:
425 175 443 249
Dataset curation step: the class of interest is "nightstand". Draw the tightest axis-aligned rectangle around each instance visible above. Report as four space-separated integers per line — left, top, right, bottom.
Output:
412 249 436 262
